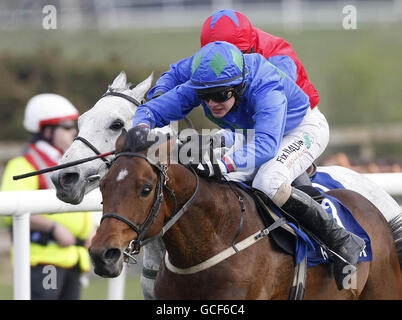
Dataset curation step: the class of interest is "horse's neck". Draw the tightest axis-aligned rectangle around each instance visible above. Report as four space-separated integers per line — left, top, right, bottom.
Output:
166 164 224 227
163 165 247 268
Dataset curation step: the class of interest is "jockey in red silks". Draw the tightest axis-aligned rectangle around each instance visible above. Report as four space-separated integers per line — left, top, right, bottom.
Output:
148 9 320 110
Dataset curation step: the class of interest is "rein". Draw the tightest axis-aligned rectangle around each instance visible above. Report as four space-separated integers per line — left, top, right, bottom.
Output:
100 152 200 263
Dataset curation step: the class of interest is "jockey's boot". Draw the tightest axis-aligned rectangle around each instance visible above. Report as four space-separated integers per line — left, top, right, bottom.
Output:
281 187 366 290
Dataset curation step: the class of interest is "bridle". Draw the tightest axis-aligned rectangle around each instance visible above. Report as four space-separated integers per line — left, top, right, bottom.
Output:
73 136 114 168
100 151 200 263
72 89 199 262
74 89 196 262
73 90 144 168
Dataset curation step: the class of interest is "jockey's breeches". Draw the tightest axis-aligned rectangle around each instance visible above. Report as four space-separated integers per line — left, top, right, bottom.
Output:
216 107 329 205
252 107 329 205
234 107 329 206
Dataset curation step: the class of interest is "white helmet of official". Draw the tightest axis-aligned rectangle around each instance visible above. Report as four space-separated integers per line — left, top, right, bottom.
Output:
23 93 79 133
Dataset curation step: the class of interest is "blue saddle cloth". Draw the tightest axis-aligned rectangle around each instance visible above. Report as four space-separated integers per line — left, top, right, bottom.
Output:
247 171 373 268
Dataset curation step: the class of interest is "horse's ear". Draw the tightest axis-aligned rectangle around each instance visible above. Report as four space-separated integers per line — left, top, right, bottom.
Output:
131 72 154 99
115 129 127 153
110 71 127 90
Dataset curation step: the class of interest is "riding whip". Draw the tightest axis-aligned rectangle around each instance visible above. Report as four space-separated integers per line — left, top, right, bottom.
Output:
12 151 115 181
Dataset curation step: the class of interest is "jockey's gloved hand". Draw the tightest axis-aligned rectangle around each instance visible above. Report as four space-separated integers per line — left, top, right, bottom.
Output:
126 124 156 152
192 158 227 180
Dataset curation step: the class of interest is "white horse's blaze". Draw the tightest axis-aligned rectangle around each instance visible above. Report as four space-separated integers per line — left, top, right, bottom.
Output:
116 169 128 182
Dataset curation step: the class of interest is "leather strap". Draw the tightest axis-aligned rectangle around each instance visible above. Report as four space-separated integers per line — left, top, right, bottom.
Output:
102 91 142 107
73 136 112 167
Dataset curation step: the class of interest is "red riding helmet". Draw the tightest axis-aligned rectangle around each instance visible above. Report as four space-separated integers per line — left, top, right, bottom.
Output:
200 9 256 53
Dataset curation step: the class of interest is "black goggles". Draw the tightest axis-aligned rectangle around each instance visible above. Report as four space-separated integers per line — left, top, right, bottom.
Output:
197 89 234 103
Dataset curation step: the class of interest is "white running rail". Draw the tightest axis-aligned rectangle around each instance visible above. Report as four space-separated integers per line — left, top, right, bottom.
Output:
0 188 127 300
362 173 402 196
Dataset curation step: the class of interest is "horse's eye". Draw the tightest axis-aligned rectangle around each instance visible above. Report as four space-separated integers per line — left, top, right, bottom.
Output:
140 185 153 197
109 120 124 131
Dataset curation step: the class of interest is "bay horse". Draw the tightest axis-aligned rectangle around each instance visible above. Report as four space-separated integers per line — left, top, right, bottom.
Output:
89 131 402 299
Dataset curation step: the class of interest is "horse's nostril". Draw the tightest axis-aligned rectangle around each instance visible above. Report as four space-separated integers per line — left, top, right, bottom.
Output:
60 172 79 186
103 248 121 264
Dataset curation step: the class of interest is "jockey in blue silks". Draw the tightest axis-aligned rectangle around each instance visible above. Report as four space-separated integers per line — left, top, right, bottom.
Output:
129 41 365 290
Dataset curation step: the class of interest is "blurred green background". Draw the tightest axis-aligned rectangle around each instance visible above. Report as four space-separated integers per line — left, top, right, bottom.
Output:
1 25 402 143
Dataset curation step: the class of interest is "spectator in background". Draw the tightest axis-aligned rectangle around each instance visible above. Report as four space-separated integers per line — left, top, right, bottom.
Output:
322 152 355 170
390 163 402 172
0 94 94 300
321 152 402 173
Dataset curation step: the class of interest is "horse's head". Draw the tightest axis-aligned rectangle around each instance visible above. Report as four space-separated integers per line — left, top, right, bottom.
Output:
51 71 154 204
89 129 178 278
